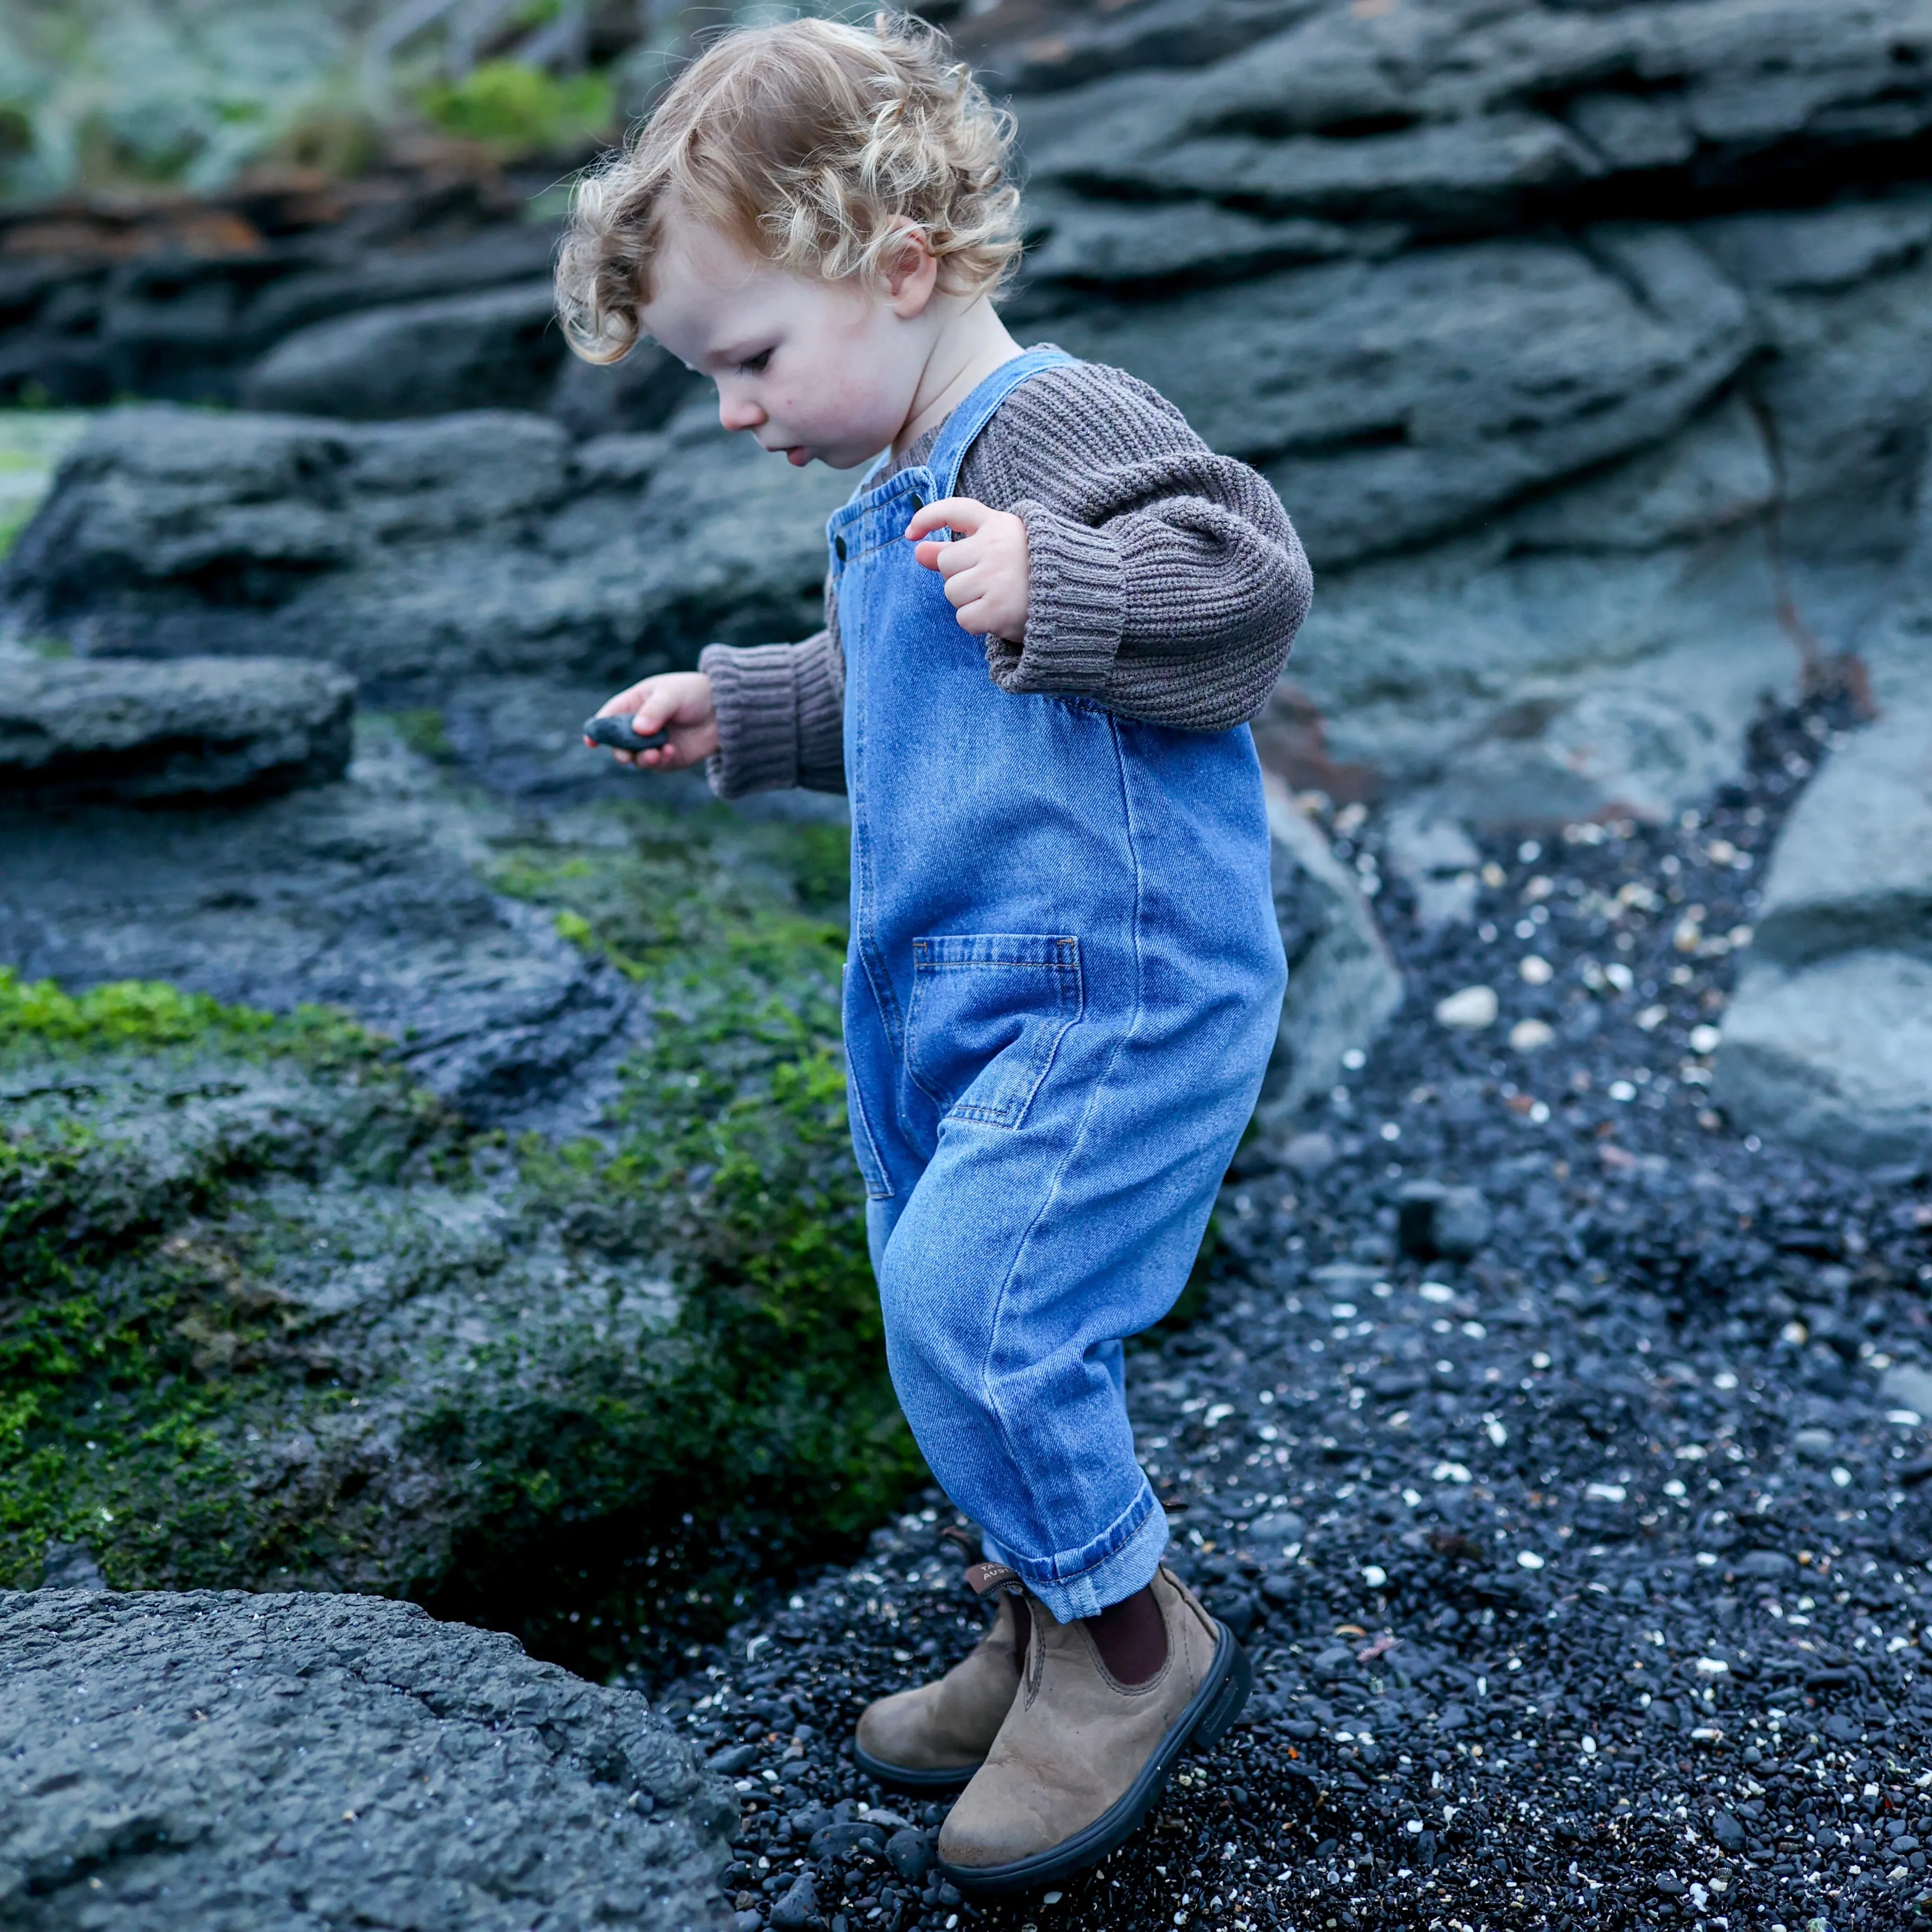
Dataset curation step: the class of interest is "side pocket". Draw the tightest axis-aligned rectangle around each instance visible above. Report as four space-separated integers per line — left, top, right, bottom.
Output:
846 1064 895 1200
905 935 1083 1131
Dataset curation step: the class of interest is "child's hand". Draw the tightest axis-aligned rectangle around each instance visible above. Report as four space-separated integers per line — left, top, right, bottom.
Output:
906 498 1030 641
588 671 718 770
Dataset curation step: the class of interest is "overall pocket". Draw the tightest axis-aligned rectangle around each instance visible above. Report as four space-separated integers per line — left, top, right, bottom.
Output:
905 935 1084 1130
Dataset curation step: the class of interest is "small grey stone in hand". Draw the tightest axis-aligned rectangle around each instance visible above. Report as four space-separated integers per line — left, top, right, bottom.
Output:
583 713 669 753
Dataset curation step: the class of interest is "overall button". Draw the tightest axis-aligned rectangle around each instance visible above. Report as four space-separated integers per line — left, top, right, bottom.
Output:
834 535 847 561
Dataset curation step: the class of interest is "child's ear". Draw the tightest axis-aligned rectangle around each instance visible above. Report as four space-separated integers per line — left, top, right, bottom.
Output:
882 226 942 318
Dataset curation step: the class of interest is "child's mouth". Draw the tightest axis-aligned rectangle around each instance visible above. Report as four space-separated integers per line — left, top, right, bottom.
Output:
783 446 810 467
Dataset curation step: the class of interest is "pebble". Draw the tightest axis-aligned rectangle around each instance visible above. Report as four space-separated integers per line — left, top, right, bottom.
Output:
1434 984 1498 1028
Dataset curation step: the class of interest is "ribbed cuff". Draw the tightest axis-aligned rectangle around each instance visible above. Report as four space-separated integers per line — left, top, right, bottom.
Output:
701 640 803 799
995 498 1126 696
791 629 847 794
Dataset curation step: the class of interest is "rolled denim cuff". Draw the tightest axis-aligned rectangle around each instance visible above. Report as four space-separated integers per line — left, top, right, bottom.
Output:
982 1478 1171 1623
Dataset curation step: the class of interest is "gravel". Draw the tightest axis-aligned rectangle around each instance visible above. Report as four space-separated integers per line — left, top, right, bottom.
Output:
640 698 1932 1932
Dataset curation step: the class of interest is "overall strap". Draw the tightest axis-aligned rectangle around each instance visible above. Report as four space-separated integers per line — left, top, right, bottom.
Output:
924 347 1078 500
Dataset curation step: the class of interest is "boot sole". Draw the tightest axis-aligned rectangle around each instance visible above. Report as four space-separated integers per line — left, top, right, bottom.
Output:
852 1741 983 1791
935 1620 1254 1898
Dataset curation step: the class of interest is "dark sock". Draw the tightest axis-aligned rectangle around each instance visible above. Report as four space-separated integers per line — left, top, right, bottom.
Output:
1084 1586 1167 1685
1007 1592 1031 1669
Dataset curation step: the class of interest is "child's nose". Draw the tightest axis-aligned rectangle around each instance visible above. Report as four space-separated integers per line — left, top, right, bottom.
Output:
718 390 765 433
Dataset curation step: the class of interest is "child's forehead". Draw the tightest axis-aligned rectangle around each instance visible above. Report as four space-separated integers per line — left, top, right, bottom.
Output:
644 217 856 353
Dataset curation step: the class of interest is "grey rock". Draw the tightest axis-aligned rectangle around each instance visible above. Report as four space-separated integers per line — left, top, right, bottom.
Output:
0 1588 732 1930
1053 228 1756 568
34 1544 104 1591
1880 1363 1932 1419
1014 0 1932 219
1715 951 1932 1170
1281 1129 1338 1176
240 281 566 420
548 338 706 438
768 1870 821 1929
3 403 851 684
1732 1550 1796 1579
1716 654 1932 1167
1382 807 1480 931
1396 1182 1493 1262
1244 1510 1307 1551
1751 696 1932 969
0 655 353 802
885 1828 935 1881
1251 788 1402 1138
0 717 636 1128
240 225 564 350
1792 1427 1839 1463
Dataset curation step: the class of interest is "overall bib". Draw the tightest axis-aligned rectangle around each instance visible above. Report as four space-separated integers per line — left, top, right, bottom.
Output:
833 348 1286 1621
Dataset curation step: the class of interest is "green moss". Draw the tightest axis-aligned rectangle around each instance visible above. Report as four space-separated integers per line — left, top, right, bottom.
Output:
2 798 920 1675
383 706 458 765
0 967 380 1065
416 61 614 158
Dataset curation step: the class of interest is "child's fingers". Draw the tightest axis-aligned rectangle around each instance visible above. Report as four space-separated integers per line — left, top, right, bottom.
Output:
904 495 989 543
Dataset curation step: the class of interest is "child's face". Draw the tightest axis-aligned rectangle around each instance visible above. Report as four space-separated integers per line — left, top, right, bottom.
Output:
641 212 942 469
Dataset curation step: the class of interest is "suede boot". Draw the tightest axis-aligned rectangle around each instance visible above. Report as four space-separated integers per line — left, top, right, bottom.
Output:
936 1564 1251 1894
853 1591 1026 1787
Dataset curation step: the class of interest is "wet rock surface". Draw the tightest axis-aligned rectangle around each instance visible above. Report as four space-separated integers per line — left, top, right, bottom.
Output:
0 654 353 802
0 715 637 1127
1 404 850 683
645 701 1932 1932
0 1589 732 1930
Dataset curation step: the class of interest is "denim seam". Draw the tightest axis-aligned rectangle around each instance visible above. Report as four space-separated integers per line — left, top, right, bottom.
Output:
973 708 1149 1590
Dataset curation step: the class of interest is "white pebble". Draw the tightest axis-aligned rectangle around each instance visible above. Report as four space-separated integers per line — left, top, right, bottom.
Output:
1519 954 1553 985
1516 1551 1545 1570
1435 984 1498 1028
1510 1018 1555 1052
1688 1023 1722 1055
1363 1565 1388 1587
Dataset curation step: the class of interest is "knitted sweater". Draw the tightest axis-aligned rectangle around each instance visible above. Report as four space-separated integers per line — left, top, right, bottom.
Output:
700 352 1312 799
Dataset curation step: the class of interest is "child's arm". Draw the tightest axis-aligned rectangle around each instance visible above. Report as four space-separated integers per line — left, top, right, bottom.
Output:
909 359 1313 732
590 630 845 800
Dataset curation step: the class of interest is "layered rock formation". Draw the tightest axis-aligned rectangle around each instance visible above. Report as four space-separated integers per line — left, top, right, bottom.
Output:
0 655 354 801
0 1589 732 1930
7 0 1929 828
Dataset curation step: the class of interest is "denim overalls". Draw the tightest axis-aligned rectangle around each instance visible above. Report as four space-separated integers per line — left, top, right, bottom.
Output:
831 348 1286 1622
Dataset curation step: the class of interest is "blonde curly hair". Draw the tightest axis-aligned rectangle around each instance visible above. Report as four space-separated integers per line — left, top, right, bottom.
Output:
556 13 1023 366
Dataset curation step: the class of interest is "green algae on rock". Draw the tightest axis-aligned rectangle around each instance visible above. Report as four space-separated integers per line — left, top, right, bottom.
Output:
0 795 922 1679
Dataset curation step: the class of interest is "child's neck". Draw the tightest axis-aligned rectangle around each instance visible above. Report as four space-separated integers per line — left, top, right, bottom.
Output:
892 296 1025 457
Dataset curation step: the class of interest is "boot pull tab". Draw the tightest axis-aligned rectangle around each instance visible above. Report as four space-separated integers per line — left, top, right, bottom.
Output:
964 1561 1023 1598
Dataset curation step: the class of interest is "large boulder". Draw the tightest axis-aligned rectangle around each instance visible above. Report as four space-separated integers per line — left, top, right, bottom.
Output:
0 717 636 1127
0 404 851 686
240 281 566 420
0 1589 732 1931
1050 227 1757 568
1713 589 1932 1166
0 655 354 802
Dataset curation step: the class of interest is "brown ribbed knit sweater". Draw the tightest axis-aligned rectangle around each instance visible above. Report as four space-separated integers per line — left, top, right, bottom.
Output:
700 352 1312 799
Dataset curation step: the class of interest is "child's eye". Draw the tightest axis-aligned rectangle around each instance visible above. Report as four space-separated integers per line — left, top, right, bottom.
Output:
739 349 772 375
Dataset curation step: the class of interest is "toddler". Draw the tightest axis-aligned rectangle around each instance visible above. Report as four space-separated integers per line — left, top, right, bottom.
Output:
559 14 1311 1895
